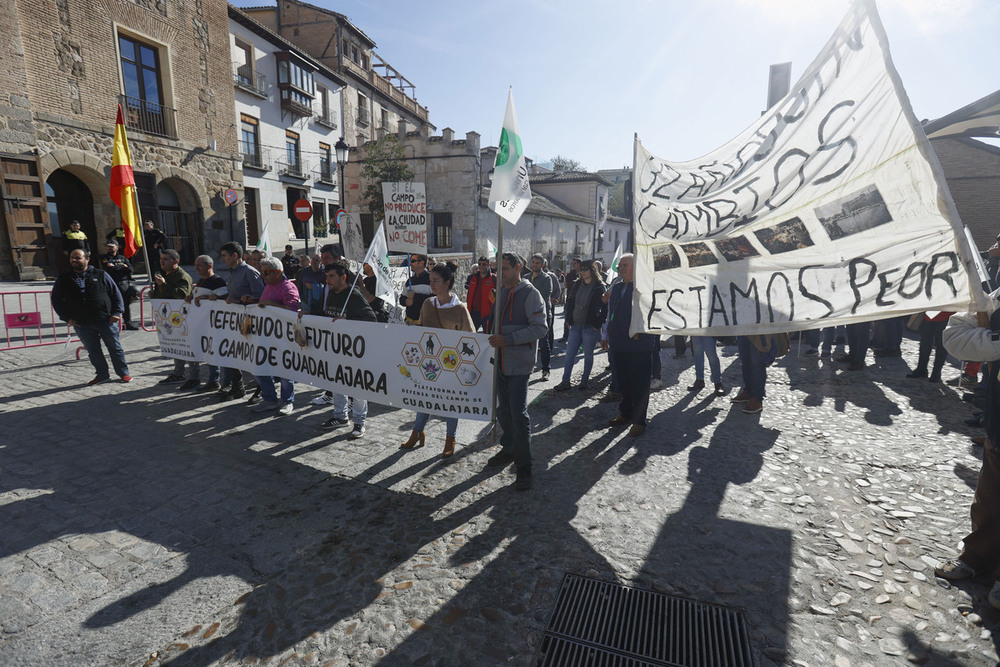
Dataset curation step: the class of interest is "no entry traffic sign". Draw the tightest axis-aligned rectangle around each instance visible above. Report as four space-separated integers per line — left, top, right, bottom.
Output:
293 199 313 222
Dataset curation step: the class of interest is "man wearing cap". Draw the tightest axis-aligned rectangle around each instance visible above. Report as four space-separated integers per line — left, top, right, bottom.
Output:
99 239 139 330
51 249 131 385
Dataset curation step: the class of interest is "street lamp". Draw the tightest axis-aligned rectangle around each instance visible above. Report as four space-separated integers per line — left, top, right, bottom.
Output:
335 137 349 210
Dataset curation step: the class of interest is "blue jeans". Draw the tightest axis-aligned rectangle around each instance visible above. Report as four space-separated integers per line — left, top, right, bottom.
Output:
496 373 531 471
333 393 367 426
737 336 767 400
255 375 294 405
75 320 129 379
191 362 220 383
692 336 721 383
561 324 600 384
413 411 458 437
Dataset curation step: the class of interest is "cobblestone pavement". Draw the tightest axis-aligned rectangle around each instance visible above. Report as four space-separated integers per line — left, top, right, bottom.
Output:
1 287 998 666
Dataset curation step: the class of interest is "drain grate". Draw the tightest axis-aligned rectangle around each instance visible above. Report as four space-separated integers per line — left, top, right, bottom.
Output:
533 573 757 667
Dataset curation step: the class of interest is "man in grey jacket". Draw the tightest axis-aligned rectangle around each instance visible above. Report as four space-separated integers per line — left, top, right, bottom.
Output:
486 253 548 490
937 301 1000 608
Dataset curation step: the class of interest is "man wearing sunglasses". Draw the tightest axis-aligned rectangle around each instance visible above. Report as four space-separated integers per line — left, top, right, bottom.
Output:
400 253 432 323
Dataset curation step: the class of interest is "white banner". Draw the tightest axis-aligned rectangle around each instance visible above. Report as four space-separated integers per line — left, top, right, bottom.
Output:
338 211 366 263
152 299 494 421
488 89 531 225
382 181 427 254
631 0 983 337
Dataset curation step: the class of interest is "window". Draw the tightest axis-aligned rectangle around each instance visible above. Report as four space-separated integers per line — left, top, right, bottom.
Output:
319 142 332 182
380 107 389 131
235 40 253 85
119 33 174 137
342 39 349 59
351 45 359 64
432 212 452 249
276 52 314 116
285 130 301 176
240 114 263 169
357 93 369 126
313 200 327 236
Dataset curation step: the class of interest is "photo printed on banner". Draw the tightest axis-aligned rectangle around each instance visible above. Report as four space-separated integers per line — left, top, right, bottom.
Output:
754 218 814 254
815 185 893 240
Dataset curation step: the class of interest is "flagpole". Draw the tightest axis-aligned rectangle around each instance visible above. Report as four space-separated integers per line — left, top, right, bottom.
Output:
489 212 503 444
133 189 153 289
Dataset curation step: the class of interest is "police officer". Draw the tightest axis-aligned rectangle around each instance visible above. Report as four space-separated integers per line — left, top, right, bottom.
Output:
99 239 139 330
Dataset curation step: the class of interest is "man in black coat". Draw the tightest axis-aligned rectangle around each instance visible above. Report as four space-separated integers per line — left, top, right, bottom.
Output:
51 249 131 385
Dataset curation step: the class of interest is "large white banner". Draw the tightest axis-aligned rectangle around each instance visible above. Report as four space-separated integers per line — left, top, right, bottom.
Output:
631 0 983 337
152 299 494 421
382 181 427 254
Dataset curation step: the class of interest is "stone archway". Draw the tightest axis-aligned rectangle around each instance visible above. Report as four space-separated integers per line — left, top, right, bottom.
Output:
38 149 117 238
151 166 211 261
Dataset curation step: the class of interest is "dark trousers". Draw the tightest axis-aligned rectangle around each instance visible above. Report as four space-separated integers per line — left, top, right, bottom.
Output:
117 283 138 325
673 335 686 356
915 319 948 378
612 347 652 426
961 437 1000 579
496 373 531 472
737 336 767 400
471 310 492 333
75 320 129 379
846 322 871 364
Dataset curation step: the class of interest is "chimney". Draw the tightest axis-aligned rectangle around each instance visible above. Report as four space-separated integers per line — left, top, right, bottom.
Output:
441 127 454 142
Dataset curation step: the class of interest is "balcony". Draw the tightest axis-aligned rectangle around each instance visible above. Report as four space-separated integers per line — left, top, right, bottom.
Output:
314 109 337 130
280 89 313 118
118 95 177 139
317 164 336 185
277 158 309 180
233 62 268 98
238 141 270 172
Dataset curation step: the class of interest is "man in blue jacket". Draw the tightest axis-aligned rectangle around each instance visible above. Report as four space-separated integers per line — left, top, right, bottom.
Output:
486 253 548 490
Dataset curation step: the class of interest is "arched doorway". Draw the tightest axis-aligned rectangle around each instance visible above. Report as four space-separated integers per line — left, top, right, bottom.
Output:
47 169 97 273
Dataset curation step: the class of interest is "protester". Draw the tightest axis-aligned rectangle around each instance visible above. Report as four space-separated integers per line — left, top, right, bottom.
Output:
528 253 558 380
561 257 581 342
690 336 725 395
936 305 1000 609
183 254 228 393
400 253 431 323
486 253 547 490
401 260 475 457
309 245 342 407
99 239 138 330
602 254 657 437
319 259 377 435
250 257 301 415
837 322 871 371
466 256 496 333
51 249 131 384
218 241 264 401
554 258 606 391
906 311 954 382
298 253 325 313
543 258 561 352
153 250 194 386
733 335 778 414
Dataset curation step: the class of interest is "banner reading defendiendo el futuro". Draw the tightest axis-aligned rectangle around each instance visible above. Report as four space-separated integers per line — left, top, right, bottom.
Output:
151 299 494 421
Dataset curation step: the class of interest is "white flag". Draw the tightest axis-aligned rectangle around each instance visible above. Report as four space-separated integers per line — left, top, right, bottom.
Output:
606 243 623 284
363 222 396 301
486 238 497 258
255 221 271 255
488 89 531 225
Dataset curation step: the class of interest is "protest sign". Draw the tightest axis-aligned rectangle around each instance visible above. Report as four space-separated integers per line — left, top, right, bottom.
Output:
152 299 494 421
631 0 983 337
382 182 427 254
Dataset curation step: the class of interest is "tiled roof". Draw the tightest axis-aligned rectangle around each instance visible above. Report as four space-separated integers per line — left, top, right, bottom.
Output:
480 188 596 224
528 170 614 187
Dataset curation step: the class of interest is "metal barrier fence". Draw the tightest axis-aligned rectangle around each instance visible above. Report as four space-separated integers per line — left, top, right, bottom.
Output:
0 290 77 351
137 285 157 332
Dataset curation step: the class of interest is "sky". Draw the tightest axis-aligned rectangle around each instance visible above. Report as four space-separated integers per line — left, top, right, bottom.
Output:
235 0 1000 171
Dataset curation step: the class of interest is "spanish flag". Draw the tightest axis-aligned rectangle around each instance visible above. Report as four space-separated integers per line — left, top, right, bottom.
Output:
110 104 142 257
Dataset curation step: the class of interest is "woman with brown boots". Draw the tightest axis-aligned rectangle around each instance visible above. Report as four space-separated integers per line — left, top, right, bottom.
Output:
400 260 476 457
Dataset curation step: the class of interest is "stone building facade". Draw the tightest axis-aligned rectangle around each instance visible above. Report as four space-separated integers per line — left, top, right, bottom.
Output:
0 0 241 279
241 0 433 153
930 136 1000 251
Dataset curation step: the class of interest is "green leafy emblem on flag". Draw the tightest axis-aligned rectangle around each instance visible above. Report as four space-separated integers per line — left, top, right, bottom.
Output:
496 127 522 168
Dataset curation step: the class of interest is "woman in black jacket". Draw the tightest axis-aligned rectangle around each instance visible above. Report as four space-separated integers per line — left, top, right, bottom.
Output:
554 259 607 391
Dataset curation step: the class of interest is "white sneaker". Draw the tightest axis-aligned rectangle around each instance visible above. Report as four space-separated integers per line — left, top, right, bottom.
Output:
351 423 366 438
311 393 335 405
252 401 279 413
650 378 663 390
277 403 294 416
